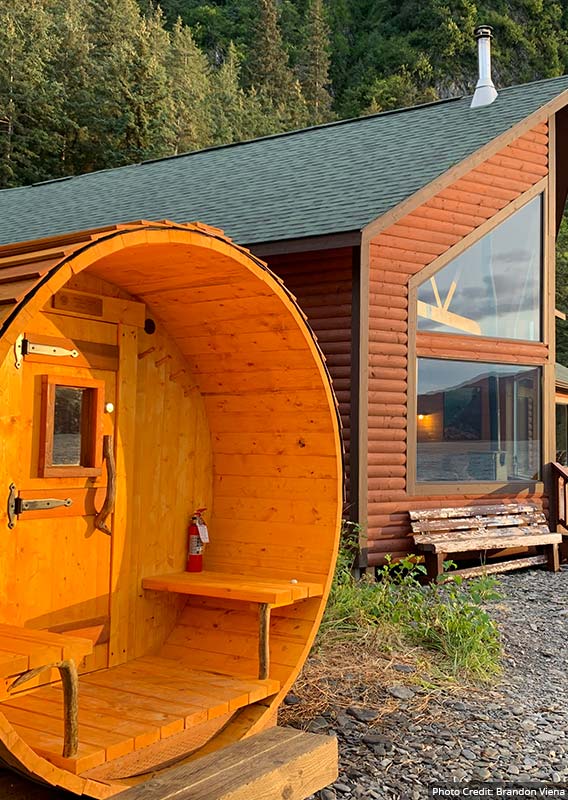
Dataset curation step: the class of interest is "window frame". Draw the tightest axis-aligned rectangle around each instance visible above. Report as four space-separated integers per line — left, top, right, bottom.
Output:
406 183 550 496
39 375 105 478
412 356 543 492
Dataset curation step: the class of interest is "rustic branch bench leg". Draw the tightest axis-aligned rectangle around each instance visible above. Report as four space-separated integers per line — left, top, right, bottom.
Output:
544 542 560 573
59 659 79 758
8 659 79 758
258 603 271 680
424 552 445 583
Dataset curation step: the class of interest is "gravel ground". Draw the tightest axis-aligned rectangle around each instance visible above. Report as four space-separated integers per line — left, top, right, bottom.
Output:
301 567 568 800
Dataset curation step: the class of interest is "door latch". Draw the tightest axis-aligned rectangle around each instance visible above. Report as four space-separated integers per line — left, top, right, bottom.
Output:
7 483 72 529
14 336 78 369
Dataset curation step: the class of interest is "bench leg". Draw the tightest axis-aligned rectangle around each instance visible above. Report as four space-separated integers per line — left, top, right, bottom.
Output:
544 543 560 573
59 659 79 758
258 603 271 680
7 659 79 758
424 552 445 583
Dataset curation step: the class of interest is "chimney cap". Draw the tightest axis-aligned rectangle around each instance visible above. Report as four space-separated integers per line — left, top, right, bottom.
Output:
471 23 498 108
474 24 494 39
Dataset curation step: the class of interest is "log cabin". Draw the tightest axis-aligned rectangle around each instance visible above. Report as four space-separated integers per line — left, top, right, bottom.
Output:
1 64 568 571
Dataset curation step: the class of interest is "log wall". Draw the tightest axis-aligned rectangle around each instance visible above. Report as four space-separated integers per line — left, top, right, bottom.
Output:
267 248 355 515
366 122 551 565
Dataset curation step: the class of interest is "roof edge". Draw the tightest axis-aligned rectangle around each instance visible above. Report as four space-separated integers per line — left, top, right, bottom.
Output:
248 230 361 257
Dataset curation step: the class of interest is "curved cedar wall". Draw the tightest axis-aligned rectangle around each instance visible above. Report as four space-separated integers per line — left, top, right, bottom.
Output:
0 223 343 796
89 243 342 580
267 249 353 513
367 123 550 565
0 222 342 699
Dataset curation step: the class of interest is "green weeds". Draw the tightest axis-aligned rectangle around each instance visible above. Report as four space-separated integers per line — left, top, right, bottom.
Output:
320 526 502 683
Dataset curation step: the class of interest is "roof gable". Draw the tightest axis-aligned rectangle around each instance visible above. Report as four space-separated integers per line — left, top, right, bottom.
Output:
1 75 568 247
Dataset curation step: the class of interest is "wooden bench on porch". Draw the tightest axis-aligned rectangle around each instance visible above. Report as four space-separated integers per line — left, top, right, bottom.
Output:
0 624 93 759
410 503 562 582
141 570 324 680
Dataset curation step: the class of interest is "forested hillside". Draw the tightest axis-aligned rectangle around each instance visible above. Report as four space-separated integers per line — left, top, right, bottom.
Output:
1 0 567 357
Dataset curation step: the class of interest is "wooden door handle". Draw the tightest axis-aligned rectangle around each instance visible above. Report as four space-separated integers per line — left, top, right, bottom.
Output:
95 435 116 536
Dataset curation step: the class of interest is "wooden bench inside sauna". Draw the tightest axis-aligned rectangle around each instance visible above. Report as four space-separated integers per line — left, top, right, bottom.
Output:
0 221 342 798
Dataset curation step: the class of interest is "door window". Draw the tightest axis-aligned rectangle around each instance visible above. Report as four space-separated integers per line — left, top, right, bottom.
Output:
40 375 104 477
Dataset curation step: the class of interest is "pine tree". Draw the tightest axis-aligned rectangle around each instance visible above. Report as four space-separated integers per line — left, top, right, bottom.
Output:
248 0 292 102
124 6 172 161
247 0 308 129
0 0 62 187
81 0 171 170
50 0 94 175
325 0 351 105
300 0 333 125
167 19 213 153
210 42 272 142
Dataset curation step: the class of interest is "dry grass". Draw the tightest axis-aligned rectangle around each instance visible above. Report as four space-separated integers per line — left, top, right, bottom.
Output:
278 627 480 729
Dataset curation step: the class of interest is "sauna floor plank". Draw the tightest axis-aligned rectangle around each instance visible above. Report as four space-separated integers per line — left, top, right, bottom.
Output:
0 657 280 776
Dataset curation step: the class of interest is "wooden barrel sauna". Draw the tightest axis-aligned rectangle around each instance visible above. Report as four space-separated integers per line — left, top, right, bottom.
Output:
0 220 342 797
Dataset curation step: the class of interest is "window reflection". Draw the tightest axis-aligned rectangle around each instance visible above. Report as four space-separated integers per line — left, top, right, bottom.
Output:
417 359 540 482
53 386 85 465
417 196 542 341
556 404 568 466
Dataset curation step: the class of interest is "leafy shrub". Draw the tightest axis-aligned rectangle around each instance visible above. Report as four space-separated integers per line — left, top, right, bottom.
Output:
321 531 502 683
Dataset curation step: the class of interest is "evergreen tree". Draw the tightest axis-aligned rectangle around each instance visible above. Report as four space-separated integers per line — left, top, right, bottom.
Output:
167 19 213 153
81 0 171 170
50 0 96 176
124 6 172 161
0 0 62 187
247 0 308 128
248 0 292 100
299 0 333 124
157 0 257 64
326 0 352 104
210 42 268 142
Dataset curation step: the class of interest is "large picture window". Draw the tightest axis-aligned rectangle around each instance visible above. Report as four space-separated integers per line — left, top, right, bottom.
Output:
556 403 568 466
417 196 542 341
417 359 541 483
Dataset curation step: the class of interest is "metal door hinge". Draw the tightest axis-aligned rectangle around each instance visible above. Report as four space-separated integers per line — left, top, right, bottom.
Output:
7 483 72 529
15 335 78 369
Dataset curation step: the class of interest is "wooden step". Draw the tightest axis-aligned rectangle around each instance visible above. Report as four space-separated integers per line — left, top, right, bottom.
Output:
0 657 280 775
116 726 337 800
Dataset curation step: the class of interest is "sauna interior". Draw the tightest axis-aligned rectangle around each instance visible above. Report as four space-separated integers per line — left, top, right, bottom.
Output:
0 221 342 797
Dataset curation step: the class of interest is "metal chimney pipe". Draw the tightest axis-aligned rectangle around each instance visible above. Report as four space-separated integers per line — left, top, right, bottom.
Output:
470 25 498 109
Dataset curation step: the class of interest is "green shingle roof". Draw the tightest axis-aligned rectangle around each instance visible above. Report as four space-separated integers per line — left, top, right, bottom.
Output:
1 75 568 247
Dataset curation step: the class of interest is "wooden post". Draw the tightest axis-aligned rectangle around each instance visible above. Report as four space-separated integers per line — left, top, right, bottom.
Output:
59 659 79 758
7 658 80 759
424 552 445 583
258 603 270 680
545 542 560 573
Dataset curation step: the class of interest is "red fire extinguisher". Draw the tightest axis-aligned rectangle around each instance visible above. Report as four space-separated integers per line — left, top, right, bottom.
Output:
187 508 208 572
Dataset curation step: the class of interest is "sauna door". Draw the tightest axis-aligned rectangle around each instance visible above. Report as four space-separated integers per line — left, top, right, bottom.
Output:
7 313 117 671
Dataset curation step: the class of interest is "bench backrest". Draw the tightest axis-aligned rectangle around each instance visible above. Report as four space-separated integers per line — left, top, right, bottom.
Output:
409 503 548 540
